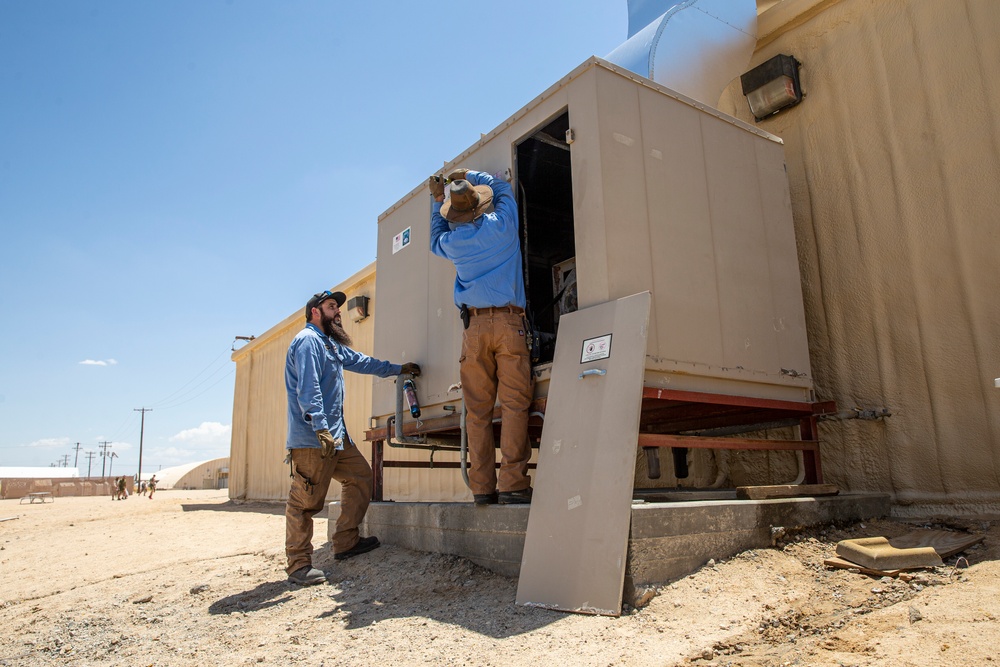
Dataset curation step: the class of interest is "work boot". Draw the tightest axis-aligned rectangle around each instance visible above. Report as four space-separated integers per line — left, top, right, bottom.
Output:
498 488 532 504
287 566 326 586
334 535 381 561
474 493 498 506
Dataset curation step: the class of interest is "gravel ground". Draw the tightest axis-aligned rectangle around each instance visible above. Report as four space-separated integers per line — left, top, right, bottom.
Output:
1 489 997 666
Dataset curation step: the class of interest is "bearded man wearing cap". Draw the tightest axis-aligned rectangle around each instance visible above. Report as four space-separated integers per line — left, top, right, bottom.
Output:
284 289 420 585
429 168 534 506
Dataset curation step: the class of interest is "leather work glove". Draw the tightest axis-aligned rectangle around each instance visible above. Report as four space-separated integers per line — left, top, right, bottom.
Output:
400 362 421 376
316 429 337 459
428 175 445 199
445 168 470 183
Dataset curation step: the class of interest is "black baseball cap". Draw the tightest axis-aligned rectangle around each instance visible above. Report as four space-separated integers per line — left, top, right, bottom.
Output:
305 290 346 319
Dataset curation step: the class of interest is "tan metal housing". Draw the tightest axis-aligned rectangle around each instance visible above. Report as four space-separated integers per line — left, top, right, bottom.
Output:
371 58 813 432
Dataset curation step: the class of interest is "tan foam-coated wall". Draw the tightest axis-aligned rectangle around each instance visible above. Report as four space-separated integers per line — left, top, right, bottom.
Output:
717 0 1000 514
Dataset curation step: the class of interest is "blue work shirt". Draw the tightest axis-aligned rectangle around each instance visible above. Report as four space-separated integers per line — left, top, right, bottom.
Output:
430 170 526 309
285 323 401 450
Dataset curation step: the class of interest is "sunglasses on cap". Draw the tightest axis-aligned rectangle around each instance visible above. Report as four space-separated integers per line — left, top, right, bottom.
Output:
310 290 346 308
314 290 336 303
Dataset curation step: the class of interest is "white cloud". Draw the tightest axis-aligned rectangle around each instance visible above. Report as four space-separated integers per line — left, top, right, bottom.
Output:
27 437 71 449
169 422 232 445
79 358 118 366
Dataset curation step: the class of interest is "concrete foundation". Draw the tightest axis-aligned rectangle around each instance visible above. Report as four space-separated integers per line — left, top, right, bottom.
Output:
350 492 890 607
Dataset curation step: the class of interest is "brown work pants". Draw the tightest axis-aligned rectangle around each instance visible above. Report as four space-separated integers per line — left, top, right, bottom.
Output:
460 309 533 496
285 444 372 574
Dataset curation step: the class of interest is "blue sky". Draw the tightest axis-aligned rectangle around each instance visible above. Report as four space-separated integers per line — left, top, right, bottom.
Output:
0 1 624 475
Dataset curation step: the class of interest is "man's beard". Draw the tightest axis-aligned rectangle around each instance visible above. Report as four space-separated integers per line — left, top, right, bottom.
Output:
322 313 352 346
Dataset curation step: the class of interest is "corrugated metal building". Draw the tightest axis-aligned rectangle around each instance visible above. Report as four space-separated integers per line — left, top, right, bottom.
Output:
229 264 468 502
155 458 230 490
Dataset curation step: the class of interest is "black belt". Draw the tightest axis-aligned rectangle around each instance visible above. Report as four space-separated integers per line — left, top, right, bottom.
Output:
467 305 525 316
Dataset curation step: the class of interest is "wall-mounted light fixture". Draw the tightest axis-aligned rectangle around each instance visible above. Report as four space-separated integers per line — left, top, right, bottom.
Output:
740 54 803 122
231 335 256 351
347 295 370 323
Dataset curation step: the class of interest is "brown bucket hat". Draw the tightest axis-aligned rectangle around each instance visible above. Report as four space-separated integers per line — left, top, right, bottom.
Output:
440 179 494 223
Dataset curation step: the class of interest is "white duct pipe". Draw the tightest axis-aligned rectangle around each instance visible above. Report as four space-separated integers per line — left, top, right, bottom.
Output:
606 0 758 107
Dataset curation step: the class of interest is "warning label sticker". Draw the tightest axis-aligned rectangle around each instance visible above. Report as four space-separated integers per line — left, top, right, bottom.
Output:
580 334 612 363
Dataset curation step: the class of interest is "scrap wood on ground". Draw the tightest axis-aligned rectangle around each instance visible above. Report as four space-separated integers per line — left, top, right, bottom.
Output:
825 528 985 577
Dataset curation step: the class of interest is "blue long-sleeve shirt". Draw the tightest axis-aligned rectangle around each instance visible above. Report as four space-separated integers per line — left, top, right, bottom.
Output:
285 323 401 450
429 170 526 309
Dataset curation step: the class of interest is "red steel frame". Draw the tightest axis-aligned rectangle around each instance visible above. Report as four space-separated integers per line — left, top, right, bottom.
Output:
365 388 835 501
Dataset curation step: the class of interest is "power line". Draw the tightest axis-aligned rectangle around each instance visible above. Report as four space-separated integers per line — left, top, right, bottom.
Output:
105 410 140 446
147 347 232 408
98 441 112 477
134 407 152 484
154 369 235 412
108 450 119 477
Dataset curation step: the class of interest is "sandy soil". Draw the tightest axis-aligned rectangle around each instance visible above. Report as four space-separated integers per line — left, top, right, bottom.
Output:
0 489 997 667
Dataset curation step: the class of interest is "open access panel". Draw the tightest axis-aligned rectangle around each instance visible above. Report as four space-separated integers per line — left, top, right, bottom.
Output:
516 292 651 616
516 110 577 364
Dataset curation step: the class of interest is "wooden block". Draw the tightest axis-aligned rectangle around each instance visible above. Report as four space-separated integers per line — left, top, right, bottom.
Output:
736 484 839 500
824 556 902 577
836 536 943 570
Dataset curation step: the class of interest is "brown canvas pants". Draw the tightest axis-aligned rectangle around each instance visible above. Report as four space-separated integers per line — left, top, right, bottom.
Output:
460 308 533 496
285 444 372 574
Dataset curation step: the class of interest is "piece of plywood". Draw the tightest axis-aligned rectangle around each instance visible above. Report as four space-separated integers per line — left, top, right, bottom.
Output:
736 484 839 500
516 292 651 616
890 529 985 559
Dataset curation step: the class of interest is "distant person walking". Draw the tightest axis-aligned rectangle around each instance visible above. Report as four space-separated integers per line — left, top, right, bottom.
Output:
283 289 420 586
117 476 127 500
147 475 158 499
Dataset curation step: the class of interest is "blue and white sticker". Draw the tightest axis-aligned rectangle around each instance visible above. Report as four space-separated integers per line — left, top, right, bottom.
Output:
392 227 411 254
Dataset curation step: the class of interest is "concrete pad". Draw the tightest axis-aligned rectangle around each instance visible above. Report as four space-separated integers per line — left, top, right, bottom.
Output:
354 502 530 577
356 492 890 607
836 536 943 570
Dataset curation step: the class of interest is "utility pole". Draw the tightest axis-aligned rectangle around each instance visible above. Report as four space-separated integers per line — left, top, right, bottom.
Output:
59 454 71 467
85 451 96 479
134 407 152 485
108 451 119 477
98 441 113 478
72 442 82 468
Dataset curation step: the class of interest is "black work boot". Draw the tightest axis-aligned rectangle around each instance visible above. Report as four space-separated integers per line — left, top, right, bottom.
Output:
498 488 533 504
288 566 326 586
334 535 381 561
474 492 498 506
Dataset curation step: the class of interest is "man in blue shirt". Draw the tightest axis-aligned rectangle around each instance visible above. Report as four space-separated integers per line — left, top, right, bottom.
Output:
285 289 420 585
429 169 533 506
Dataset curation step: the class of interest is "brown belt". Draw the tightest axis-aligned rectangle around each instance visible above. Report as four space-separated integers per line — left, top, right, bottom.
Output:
467 305 525 316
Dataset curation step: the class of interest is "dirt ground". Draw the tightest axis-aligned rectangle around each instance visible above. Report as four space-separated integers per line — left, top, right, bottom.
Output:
1 490 998 667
